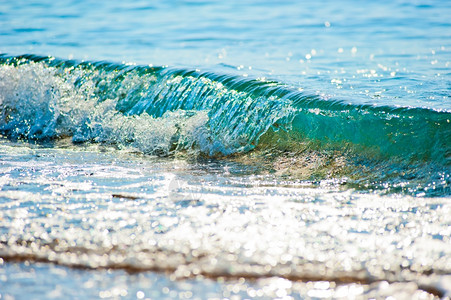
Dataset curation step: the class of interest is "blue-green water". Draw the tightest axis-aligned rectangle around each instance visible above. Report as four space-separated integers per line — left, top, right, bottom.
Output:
1 0 450 299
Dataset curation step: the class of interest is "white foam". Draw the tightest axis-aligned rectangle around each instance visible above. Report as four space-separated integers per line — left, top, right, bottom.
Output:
0 62 226 156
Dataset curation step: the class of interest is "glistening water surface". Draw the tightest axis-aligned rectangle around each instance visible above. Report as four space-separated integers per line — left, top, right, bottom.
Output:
1 140 450 299
0 0 450 299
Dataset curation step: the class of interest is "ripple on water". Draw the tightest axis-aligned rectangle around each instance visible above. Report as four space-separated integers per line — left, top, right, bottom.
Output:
0 142 450 298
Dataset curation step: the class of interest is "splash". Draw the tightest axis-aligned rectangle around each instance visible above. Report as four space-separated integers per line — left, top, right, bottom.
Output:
0 55 294 156
0 54 450 195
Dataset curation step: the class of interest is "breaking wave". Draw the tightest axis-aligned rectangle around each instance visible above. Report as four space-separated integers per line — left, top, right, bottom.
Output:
0 54 450 195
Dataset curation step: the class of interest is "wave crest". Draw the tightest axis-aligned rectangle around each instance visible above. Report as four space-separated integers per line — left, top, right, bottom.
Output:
0 54 450 164
0 55 294 156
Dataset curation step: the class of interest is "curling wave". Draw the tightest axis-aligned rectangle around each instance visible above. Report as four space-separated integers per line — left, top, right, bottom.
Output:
0 54 450 162
0 54 450 196
0 54 295 156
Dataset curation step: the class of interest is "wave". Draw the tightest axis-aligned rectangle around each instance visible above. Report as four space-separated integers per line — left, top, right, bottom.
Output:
0 54 450 194
0 54 295 156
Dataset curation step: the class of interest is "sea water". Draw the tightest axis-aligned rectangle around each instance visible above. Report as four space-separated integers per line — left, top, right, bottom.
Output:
0 0 450 299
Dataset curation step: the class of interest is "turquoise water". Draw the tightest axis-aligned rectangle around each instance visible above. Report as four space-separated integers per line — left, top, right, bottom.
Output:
1 0 451 299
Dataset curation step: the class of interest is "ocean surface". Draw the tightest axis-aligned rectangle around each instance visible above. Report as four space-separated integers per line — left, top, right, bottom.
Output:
0 0 450 299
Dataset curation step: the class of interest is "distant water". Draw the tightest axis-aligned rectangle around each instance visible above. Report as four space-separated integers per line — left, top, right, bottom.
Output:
1 0 451 299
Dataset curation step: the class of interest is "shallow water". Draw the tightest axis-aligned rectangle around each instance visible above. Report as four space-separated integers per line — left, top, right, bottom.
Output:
2 262 449 299
0 140 450 298
1 0 451 299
